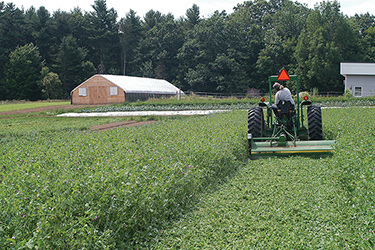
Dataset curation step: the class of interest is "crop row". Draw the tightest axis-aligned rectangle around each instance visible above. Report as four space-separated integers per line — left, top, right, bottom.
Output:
81 98 375 113
0 111 247 248
80 103 254 113
324 107 375 245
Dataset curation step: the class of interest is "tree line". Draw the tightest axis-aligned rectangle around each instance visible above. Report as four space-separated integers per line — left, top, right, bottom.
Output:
0 0 374 100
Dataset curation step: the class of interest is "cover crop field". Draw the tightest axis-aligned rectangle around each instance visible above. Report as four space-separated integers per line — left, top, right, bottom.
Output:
0 105 374 249
0 100 70 113
152 107 375 249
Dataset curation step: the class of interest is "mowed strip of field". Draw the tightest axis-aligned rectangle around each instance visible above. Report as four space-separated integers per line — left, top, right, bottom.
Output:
152 107 375 249
153 156 350 248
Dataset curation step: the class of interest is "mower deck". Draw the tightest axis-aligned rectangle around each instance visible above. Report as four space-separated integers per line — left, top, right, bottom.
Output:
250 140 335 155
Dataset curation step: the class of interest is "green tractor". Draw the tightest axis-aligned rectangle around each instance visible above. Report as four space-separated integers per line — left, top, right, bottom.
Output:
247 70 334 157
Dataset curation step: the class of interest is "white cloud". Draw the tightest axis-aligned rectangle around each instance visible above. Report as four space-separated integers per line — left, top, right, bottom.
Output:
296 0 375 16
9 0 239 18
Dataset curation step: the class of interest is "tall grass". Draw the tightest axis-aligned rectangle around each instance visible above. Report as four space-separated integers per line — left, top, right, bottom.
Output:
0 111 247 249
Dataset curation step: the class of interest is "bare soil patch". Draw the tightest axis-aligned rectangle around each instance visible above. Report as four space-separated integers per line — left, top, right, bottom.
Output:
90 120 156 131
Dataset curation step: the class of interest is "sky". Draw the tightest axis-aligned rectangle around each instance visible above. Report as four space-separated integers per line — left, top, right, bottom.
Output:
6 0 375 19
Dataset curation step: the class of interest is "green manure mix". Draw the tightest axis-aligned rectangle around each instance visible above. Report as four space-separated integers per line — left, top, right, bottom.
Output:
0 111 247 249
1 107 375 249
153 107 375 249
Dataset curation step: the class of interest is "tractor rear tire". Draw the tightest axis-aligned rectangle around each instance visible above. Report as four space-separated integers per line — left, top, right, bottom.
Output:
248 107 264 137
307 105 323 140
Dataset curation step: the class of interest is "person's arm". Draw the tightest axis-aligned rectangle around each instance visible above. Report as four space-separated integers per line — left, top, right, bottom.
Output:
275 91 280 105
286 89 295 105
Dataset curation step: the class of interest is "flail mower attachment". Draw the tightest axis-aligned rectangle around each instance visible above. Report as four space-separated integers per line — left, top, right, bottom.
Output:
248 71 334 157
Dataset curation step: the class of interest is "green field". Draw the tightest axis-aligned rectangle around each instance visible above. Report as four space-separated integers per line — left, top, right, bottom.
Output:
152 107 375 249
0 102 374 249
0 100 70 113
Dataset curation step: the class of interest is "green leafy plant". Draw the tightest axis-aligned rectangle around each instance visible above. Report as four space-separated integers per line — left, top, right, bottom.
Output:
1 101 375 249
0 111 247 248
152 107 375 249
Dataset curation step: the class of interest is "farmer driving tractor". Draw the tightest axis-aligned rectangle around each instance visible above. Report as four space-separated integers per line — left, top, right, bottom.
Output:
271 81 295 118
247 69 334 156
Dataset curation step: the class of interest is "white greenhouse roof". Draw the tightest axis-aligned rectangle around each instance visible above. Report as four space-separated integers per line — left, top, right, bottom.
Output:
71 74 182 95
102 75 181 94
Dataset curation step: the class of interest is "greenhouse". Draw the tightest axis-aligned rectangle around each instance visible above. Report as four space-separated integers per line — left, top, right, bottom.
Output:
71 74 183 104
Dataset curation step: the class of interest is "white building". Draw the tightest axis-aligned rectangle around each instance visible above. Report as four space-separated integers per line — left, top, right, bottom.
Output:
340 62 375 97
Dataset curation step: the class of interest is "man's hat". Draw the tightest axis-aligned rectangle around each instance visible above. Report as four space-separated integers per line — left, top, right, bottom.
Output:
273 82 281 90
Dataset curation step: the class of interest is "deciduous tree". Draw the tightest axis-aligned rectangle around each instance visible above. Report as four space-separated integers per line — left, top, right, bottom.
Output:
295 1 361 92
40 67 63 99
4 43 42 100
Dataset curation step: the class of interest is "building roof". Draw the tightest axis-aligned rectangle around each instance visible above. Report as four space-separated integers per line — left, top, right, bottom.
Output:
340 62 375 76
72 74 182 95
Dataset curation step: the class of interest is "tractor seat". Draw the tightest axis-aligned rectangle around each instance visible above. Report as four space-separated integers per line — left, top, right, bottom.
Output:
277 101 295 116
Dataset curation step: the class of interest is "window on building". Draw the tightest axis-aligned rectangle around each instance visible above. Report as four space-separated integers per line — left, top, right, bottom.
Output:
354 87 362 97
110 87 118 96
79 88 87 96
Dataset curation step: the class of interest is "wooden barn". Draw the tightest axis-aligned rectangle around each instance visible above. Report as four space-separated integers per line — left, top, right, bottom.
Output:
71 74 183 104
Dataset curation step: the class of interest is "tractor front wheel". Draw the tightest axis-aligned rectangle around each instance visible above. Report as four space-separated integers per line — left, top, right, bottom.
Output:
248 107 264 137
307 105 323 140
